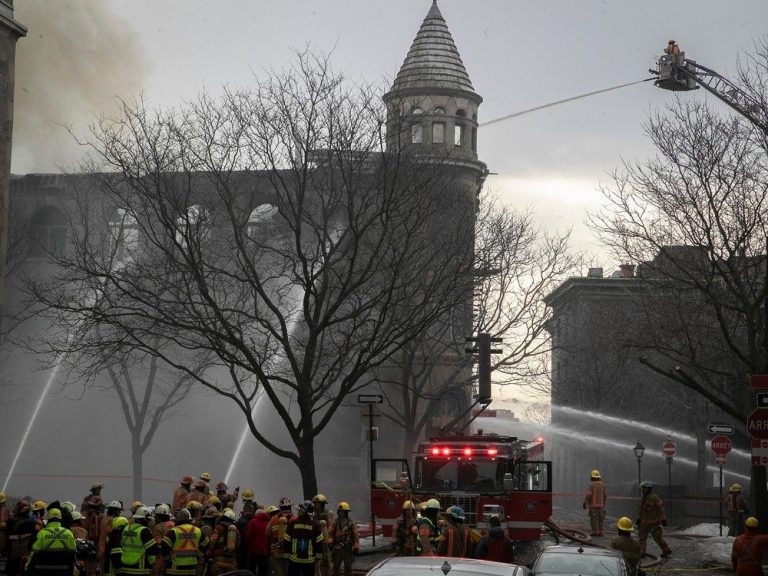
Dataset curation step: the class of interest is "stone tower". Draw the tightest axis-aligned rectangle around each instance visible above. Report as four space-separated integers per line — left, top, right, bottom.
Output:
0 0 25 318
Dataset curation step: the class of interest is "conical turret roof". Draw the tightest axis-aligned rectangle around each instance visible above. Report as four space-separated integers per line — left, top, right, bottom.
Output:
391 1 476 95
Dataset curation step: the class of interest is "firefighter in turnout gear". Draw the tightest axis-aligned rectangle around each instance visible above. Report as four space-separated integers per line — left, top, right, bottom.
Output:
81 483 103 517
327 502 358 576
438 506 471 558
173 477 193 514
161 509 208 576
100 501 123 570
0 492 8 557
268 498 293 576
583 469 608 536
25 509 76 576
392 500 417 556
732 516 768 576
120 506 157 576
637 481 671 558
283 501 323 576
206 508 240 576
7 500 37 576
311 495 332 576
415 499 441 556
608 517 641 576
106 516 129 576
188 481 209 508
726 484 750 537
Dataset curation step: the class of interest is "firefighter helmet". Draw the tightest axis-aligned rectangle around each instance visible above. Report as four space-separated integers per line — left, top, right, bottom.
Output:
71 511 83 522
266 505 279 515
402 500 414 510
133 506 151 520
107 500 123 511
155 504 171 517
426 498 441 510
176 509 191 523
447 506 465 521
131 500 143 511
200 472 211 481
242 489 255 501
61 501 74 513
32 500 46 512
91 482 103 491
338 502 351 511
203 506 219 519
590 469 601 480
216 481 228 493
195 479 206 488
113 516 129 530
279 497 292 510
617 517 634 532
47 508 62 520
222 508 236 522
298 500 314 514
181 475 193 485
312 494 327 504
209 495 221 506
0 492 6 504
186 501 203 511
639 481 654 490
747 517 759 528
730 483 742 493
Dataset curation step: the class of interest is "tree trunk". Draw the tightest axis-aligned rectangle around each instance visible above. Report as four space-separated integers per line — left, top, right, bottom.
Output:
297 435 318 499
696 429 707 489
132 436 143 501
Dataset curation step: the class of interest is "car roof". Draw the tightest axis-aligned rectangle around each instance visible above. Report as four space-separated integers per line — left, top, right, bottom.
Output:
538 545 623 558
366 556 530 576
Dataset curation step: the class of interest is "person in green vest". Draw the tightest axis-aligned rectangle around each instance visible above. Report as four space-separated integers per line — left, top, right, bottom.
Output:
25 508 77 576
120 506 157 576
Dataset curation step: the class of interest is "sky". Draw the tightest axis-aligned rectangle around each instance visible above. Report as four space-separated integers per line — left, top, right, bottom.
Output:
12 0 768 258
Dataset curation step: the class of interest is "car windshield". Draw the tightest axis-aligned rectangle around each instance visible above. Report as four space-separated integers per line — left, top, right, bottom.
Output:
416 458 504 492
535 552 621 576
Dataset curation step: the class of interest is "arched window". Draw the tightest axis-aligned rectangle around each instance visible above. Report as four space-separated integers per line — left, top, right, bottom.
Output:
456 108 467 118
29 206 68 258
433 107 446 115
411 107 424 144
247 203 279 236
108 207 139 263
176 204 210 248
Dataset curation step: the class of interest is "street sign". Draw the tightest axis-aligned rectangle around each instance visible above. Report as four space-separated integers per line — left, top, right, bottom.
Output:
748 408 768 439
358 394 384 404
715 454 726 465
707 423 734 435
757 392 768 408
662 441 676 457
711 435 732 455
750 375 768 390
753 438 768 466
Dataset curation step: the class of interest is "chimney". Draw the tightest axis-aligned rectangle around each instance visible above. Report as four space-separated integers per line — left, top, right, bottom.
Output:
620 264 635 278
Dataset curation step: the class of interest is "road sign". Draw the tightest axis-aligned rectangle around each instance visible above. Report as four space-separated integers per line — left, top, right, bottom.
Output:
711 435 732 455
753 438 768 466
715 454 726 465
662 441 676 457
750 375 768 390
757 392 768 408
707 423 734 435
748 408 768 439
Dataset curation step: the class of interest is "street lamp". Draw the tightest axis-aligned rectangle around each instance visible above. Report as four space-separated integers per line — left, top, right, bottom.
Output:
633 440 645 497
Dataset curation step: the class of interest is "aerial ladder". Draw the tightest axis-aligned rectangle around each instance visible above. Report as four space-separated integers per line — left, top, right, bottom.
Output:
651 42 768 133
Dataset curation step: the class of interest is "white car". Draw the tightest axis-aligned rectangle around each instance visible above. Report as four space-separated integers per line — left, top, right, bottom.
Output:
365 556 532 576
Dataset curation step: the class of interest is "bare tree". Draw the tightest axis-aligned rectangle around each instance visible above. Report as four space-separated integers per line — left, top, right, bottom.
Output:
23 52 478 496
377 195 578 455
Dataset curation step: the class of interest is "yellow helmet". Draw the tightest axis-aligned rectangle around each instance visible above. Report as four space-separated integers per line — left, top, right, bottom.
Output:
402 500 414 510
208 495 221 506
242 489 255 501
312 494 327 504
0 491 6 504
730 483 742 493
590 469 601 480
131 500 143 512
113 516 129 530
186 501 203 510
265 505 279 514
32 500 47 512
338 501 351 511
746 517 759 528
617 517 634 531
200 472 211 481
47 508 62 520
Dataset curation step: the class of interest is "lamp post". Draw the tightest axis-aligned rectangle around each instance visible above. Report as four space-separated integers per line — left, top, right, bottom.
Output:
633 440 645 497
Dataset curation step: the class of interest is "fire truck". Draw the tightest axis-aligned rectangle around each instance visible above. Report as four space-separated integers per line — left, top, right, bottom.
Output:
370 430 552 541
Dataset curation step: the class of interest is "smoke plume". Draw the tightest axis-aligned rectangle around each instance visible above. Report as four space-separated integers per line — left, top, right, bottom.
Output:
11 1 148 174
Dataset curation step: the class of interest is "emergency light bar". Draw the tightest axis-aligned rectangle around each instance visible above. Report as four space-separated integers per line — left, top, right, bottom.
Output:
426 445 503 457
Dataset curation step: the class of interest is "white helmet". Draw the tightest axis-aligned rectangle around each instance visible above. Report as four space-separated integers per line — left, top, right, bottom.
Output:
155 504 171 517
222 508 236 521
133 506 151 520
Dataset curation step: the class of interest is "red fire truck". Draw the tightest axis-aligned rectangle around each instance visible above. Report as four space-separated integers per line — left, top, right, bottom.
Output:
370 431 552 541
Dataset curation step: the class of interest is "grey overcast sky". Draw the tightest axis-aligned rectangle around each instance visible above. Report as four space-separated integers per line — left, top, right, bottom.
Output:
11 0 768 255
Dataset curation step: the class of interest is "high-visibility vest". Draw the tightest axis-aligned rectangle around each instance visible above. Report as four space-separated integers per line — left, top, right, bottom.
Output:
121 524 154 573
164 525 202 573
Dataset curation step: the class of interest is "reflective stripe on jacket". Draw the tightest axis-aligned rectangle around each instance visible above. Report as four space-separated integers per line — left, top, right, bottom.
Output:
121 524 155 573
584 480 607 508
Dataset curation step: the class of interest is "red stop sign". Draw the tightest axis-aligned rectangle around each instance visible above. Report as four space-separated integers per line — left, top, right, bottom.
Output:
748 408 768 439
662 441 676 457
711 435 732 455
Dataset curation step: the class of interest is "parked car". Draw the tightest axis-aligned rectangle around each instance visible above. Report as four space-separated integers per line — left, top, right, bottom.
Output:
365 556 532 576
531 545 631 576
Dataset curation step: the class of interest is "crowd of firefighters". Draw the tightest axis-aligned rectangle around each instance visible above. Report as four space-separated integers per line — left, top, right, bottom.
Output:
0 475 362 576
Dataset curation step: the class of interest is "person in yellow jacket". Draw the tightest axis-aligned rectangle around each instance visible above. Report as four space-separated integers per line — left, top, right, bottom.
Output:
121 507 158 576
161 509 209 576
637 481 671 558
583 469 608 536
25 508 77 576
327 502 359 576
607 517 641 576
